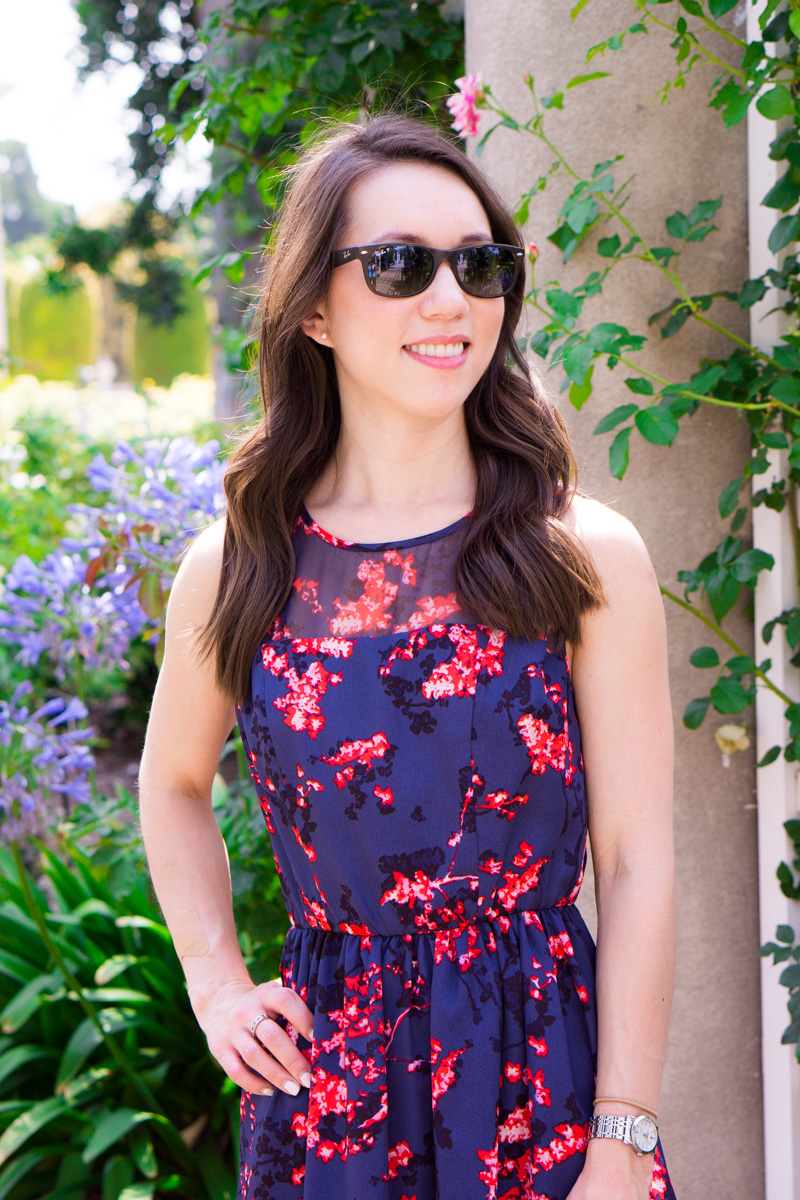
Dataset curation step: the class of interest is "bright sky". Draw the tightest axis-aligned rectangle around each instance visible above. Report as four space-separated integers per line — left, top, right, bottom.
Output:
0 0 209 218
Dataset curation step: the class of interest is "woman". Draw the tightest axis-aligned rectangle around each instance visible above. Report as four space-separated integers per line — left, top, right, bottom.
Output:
139 112 676 1200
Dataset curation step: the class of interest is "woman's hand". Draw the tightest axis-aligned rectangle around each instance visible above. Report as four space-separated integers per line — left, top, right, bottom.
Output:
565 1138 655 1200
192 978 315 1097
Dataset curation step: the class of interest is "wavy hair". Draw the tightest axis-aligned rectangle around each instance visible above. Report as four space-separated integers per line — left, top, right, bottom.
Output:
198 112 605 704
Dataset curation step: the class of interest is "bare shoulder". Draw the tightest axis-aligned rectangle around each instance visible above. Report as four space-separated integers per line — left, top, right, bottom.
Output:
560 492 657 608
167 516 228 630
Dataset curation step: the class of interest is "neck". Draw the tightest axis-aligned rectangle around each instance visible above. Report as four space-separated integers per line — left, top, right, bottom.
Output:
305 403 476 541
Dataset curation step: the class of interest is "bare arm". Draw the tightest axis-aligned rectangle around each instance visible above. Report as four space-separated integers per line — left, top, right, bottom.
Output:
138 518 314 1097
566 498 675 1199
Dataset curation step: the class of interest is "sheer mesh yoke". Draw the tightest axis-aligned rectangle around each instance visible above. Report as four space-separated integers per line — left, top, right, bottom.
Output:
277 505 479 639
234 504 677 1200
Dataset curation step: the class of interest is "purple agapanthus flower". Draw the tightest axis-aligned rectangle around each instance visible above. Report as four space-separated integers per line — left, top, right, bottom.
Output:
0 436 225 685
0 551 147 682
66 436 226 581
0 682 95 839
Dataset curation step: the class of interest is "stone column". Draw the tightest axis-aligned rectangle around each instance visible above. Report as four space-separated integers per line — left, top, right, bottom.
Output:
465 1 763 1195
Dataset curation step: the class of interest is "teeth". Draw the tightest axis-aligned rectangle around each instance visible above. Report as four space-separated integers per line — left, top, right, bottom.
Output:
406 342 465 358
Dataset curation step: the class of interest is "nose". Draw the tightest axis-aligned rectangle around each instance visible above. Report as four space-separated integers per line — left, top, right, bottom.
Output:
419 260 470 318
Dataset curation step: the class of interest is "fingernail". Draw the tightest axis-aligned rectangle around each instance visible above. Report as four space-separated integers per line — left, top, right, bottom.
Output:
305 1028 314 1041
300 1071 312 1088
283 1079 300 1095
262 1086 274 1096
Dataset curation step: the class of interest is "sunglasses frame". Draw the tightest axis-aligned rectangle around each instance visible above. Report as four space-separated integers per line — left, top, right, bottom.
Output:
331 241 525 298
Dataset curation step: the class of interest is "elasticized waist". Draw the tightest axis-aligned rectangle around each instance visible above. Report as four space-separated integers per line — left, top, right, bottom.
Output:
289 903 577 938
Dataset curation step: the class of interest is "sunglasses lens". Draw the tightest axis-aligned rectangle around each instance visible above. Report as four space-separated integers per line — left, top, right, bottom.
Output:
366 245 434 296
456 245 518 297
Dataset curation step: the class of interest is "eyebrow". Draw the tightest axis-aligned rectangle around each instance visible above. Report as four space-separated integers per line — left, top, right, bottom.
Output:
367 230 494 246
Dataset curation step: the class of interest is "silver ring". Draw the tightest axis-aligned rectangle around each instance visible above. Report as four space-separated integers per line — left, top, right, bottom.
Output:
250 1012 269 1038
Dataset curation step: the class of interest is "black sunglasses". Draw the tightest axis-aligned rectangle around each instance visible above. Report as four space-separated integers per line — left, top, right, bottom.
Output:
331 242 524 299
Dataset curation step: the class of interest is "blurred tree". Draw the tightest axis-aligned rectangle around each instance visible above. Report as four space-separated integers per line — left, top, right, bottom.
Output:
0 142 73 244
48 1 203 336
61 1 464 414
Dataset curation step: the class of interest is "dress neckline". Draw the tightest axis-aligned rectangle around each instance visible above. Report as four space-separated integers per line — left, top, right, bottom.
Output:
299 503 472 551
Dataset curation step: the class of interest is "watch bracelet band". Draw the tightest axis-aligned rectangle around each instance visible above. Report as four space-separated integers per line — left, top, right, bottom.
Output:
588 1112 658 1156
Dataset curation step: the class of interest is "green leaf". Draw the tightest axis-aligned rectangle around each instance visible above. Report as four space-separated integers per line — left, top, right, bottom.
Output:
593 404 638 434
791 9 800 38
624 377 654 396
666 211 690 239
597 234 621 257
758 745 782 767
712 79 753 128
757 85 794 120
710 676 750 714
0 974 61 1034
564 197 599 234
570 0 592 15
719 477 742 518
772 375 800 404
0 1145 75 1200
0 1097 73 1165
762 172 800 212
609 427 631 479
83 1110 156 1165
761 431 789 449
768 213 800 254
118 1185 155 1200
737 278 768 308
545 288 582 321
103 1155 135 1200
725 654 756 677
690 647 720 669
129 1125 158 1179
688 198 723 226
566 72 611 89
527 330 553 359
0 1045 56 1087
777 924 796 943
779 964 800 988
541 91 564 110
561 341 593 386
634 407 679 445
547 224 580 263
708 574 740 622
709 0 742 13
569 364 594 410
683 696 710 729
56 1010 135 1090
95 954 142 986
731 548 775 584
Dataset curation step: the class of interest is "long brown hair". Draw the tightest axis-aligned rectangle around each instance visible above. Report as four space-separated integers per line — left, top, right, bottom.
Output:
199 113 605 704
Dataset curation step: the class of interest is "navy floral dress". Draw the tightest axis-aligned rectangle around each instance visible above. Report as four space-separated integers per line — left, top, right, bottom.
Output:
235 505 676 1200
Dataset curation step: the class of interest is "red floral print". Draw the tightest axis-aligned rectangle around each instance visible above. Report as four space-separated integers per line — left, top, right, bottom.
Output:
233 513 678 1200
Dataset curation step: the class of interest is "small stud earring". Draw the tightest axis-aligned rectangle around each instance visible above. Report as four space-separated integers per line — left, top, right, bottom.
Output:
321 333 327 340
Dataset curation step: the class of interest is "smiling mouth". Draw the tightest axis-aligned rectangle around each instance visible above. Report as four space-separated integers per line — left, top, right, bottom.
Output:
403 341 468 358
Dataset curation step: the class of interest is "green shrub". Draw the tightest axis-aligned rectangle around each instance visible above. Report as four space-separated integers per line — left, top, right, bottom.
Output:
132 277 210 387
8 279 95 383
0 823 239 1200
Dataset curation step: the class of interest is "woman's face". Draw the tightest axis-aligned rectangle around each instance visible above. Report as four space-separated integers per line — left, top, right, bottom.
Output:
310 161 506 429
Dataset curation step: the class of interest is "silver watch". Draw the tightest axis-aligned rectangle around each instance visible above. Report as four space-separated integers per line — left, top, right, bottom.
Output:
588 1112 658 1155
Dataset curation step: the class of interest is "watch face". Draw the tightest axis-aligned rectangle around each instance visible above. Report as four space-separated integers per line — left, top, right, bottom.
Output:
631 1115 658 1153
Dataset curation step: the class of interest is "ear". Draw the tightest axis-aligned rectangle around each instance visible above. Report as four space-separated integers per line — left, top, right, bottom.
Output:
301 310 331 347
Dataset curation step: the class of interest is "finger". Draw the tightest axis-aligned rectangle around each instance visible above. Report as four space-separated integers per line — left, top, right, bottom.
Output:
259 982 315 1041
244 1019 313 1093
219 1049 275 1097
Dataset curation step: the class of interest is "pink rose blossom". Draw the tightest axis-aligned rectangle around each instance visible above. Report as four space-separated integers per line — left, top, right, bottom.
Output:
446 73 485 138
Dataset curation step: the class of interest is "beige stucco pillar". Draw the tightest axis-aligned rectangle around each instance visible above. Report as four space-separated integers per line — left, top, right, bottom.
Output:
465 1 763 1195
